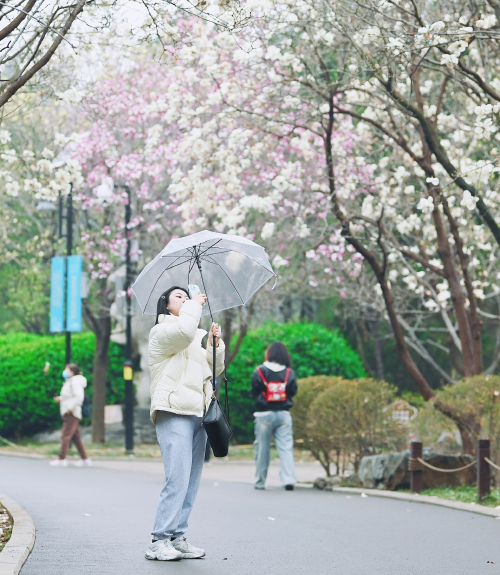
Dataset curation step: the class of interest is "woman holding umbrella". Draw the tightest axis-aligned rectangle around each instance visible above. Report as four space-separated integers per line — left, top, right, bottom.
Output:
145 286 225 562
133 231 276 560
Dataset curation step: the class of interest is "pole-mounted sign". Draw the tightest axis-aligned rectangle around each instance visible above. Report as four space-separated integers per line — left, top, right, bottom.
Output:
50 255 83 333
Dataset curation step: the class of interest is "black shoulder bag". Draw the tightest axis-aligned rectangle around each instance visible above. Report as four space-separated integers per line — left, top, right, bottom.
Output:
202 335 232 457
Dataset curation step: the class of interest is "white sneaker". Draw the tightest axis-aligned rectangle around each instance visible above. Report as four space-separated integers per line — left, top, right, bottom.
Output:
171 535 205 559
74 458 92 467
145 539 182 561
49 459 68 467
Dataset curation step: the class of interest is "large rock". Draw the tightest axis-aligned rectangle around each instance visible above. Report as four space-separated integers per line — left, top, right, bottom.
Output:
357 449 476 490
431 431 463 455
313 476 342 491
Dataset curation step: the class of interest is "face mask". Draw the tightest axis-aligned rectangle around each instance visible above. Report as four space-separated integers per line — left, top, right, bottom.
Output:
62 370 70 380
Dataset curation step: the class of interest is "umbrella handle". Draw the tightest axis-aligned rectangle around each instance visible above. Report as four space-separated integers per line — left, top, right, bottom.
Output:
193 247 216 391
194 249 214 323
213 334 216 393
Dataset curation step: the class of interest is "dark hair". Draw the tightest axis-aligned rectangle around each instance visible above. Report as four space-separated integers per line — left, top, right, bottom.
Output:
155 286 190 325
66 363 81 376
265 342 292 368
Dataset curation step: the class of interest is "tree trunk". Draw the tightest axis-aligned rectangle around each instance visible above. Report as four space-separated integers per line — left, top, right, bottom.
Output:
324 100 435 401
368 315 385 380
91 316 111 444
428 187 477 377
225 299 255 366
434 400 481 455
440 196 483 373
280 296 293 322
83 300 112 444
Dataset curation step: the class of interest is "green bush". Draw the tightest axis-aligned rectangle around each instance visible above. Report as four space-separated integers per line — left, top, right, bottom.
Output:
0 332 125 438
225 322 367 443
294 376 404 475
411 375 500 483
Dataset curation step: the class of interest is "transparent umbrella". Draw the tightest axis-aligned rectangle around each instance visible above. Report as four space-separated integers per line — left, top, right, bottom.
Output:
132 230 277 321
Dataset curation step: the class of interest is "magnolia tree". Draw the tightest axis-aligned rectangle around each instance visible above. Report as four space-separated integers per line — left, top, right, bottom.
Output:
0 0 250 112
216 0 500 450
149 19 373 297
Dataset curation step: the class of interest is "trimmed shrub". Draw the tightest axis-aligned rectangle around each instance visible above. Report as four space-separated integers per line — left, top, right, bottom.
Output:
0 332 125 438
294 376 403 475
411 375 500 483
225 322 366 443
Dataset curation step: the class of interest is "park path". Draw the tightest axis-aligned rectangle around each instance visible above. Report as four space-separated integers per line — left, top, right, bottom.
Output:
1 454 500 575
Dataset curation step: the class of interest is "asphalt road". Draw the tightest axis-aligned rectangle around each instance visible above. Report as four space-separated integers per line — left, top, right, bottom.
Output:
1 455 500 575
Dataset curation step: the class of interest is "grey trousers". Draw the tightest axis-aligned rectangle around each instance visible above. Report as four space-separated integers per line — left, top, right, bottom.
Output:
152 410 207 540
254 410 297 489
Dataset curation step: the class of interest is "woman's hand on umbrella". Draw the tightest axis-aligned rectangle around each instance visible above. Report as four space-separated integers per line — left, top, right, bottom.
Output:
193 291 207 306
209 323 221 347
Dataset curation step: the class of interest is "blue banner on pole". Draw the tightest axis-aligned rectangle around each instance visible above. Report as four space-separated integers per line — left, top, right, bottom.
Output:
66 255 83 332
50 257 65 333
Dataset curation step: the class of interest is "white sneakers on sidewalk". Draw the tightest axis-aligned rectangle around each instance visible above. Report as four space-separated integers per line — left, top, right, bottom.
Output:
49 458 68 467
145 539 182 561
145 536 205 561
49 458 92 467
172 535 205 558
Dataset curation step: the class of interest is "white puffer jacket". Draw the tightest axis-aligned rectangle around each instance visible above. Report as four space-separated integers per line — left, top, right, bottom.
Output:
59 375 87 420
148 299 225 423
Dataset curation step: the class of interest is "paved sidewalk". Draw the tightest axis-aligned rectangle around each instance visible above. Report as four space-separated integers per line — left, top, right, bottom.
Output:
1 455 500 574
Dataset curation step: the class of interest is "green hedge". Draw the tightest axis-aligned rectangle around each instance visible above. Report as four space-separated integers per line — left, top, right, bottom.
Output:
225 322 366 443
0 332 125 438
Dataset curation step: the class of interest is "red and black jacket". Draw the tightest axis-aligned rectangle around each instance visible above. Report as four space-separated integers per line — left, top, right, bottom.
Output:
251 364 298 412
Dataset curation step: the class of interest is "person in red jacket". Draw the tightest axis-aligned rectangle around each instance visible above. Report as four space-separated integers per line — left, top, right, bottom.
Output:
251 342 298 490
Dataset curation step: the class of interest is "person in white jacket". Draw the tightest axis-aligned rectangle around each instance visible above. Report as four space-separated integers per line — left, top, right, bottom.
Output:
145 286 225 562
49 363 91 468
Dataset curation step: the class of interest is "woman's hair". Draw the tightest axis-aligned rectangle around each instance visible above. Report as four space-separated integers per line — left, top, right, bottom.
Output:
265 342 292 368
66 363 80 376
155 286 190 324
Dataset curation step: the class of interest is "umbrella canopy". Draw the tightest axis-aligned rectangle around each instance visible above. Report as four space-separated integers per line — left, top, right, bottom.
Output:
132 231 276 318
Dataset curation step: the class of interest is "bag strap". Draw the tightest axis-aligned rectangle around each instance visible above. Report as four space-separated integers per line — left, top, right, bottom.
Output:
257 367 267 385
223 367 229 425
284 368 291 384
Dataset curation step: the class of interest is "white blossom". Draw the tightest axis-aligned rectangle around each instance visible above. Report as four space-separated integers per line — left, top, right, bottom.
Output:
441 54 459 68
0 130 11 145
261 222 275 239
55 87 85 104
417 197 434 213
6 181 20 196
273 254 288 268
460 190 479 210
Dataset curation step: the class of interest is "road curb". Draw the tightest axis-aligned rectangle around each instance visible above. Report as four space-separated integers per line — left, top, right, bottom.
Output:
0 492 36 575
331 486 500 518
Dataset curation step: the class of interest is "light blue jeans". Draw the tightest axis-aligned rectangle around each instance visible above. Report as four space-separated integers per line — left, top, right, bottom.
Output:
152 411 207 540
254 411 296 489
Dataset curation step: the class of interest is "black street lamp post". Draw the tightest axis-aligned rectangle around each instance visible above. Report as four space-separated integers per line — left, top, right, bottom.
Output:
65 186 73 364
95 179 135 453
123 185 134 453
37 185 73 363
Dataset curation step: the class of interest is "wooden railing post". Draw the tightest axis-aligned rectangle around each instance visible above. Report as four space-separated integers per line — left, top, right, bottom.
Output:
410 441 423 494
477 438 490 502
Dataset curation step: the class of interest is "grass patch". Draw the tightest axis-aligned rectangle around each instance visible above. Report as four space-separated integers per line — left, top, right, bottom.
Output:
0 440 315 462
0 441 163 459
419 485 500 508
0 504 13 552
